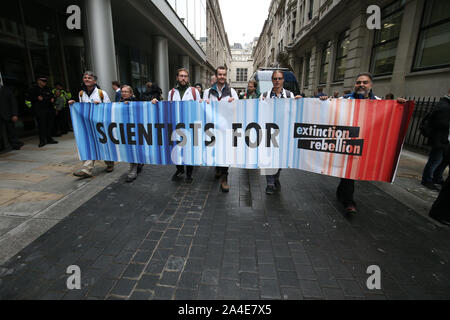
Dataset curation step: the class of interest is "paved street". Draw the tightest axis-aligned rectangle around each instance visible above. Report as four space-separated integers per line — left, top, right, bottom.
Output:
0 143 449 299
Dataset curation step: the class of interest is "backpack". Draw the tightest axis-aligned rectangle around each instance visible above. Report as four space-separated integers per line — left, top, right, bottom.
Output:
419 110 434 138
79 89 104 102
263 89 293 99
170 87 197 101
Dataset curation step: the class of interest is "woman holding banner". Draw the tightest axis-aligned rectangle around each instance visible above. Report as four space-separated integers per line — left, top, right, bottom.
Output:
120 85 144 183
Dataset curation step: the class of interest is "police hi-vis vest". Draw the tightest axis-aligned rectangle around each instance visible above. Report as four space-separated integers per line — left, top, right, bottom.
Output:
168 87 201 102
79 87 111 103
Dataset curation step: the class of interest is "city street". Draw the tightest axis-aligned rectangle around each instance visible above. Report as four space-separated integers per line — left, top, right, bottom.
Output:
0 134 449 300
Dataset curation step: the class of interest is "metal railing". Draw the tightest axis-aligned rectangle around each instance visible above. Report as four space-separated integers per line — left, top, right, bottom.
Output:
403 97 439 154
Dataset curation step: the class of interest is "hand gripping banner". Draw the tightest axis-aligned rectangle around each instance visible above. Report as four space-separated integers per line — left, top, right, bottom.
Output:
71 98 414 183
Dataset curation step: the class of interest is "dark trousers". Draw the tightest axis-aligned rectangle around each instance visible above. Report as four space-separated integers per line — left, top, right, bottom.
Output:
266 169 282 186
430 176 450 222
55 110 68 135
36 109 55 143
337 179 355 207
422 147 449 184
0 118 20 147
217 167 229 177
177 165 194 177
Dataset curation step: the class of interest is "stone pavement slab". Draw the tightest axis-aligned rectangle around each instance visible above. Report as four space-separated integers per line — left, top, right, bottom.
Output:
0 163 449 300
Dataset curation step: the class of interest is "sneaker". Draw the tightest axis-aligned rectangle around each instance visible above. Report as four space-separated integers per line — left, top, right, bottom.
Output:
344 204 358 215
126 173 137 183
73 170 93 179
104 164 115 173
220 176 230 193
266 185 275 195
433 179 446 186
421 182 440 192
172 168 185 181
47 139 58 144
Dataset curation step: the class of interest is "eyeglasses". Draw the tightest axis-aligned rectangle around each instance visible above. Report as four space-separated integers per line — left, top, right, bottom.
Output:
272 77 284 81
356 81 370 85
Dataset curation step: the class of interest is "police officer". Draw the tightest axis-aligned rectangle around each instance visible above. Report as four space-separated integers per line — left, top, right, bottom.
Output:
29 76 58 148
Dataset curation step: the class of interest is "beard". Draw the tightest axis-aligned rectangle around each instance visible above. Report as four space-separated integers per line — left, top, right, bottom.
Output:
356 87 369 96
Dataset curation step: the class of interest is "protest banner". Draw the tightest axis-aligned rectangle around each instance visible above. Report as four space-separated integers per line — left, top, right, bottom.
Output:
71 98 414 182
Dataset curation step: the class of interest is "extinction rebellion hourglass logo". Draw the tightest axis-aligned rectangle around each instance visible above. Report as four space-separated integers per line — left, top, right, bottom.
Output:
294 123 365 156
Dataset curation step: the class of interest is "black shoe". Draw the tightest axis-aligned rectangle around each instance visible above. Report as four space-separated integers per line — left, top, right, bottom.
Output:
421 182 440 192
186 175 193 184
433 179 446 186
215 168 222 180
47 139 58 144
18 141 25 147
344 204 358 215
172 169 185 181
11 145 21 150
38 141 46 148
275 180 281 191
266 185 275 195
137 164 144 174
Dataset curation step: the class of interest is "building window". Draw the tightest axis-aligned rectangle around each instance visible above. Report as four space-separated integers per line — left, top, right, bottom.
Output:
334 29 350 82
319 41 332 84
304 53 311 88
236 68 248 82
308 0 314 20
413 0 450 71
370 0 405 76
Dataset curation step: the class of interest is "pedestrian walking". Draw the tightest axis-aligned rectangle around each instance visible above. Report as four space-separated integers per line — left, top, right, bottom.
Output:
153 68 201 183
241 80 260 99
320 72 407 215
421 89 450 190
112 81 121 102
429 145 450 226
29 76 58 148
0 83 24 150
68 71 115 178
261 70 303 195
203 66 239 193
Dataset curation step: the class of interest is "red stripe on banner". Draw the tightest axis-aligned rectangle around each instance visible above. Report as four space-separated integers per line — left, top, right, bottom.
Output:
389 101 415 181
360 99 378 180
372 101 391 181
346 100 360 179
377 102 398 181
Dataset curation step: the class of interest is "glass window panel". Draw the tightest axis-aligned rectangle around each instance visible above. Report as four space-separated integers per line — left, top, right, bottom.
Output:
422 0 450 26
371 40 399 75
414 21 450 69
375 11 403 43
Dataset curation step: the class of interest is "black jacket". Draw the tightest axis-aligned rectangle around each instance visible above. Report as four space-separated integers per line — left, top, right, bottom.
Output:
29 85 54 113
0 85 18 121
429 96 450 149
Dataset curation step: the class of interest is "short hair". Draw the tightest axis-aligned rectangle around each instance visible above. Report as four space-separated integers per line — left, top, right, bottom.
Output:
385 93 395 99
121 85 134 95
146 82 153 88
194 83 203 90
248 80 258 88
318 87 324 92
177 68 189 76
215 66 227 76
83 71 97 80
272 70 284 79
356 72 374 82
112 81 121 87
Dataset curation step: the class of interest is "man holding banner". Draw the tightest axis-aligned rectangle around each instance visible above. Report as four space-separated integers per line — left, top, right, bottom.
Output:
321 72 407 215
69 71 115 179
203 66 239 193
165 68 201 183
261 70 303 195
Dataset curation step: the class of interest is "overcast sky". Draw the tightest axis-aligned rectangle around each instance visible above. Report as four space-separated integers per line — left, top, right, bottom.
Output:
219 0 271 45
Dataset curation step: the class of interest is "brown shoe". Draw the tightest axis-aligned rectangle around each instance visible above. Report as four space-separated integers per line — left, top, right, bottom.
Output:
73 170 93 179
105 166 114 173
220 176 230 193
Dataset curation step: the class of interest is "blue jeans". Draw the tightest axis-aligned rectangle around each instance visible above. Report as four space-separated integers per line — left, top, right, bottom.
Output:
422 148 449 184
